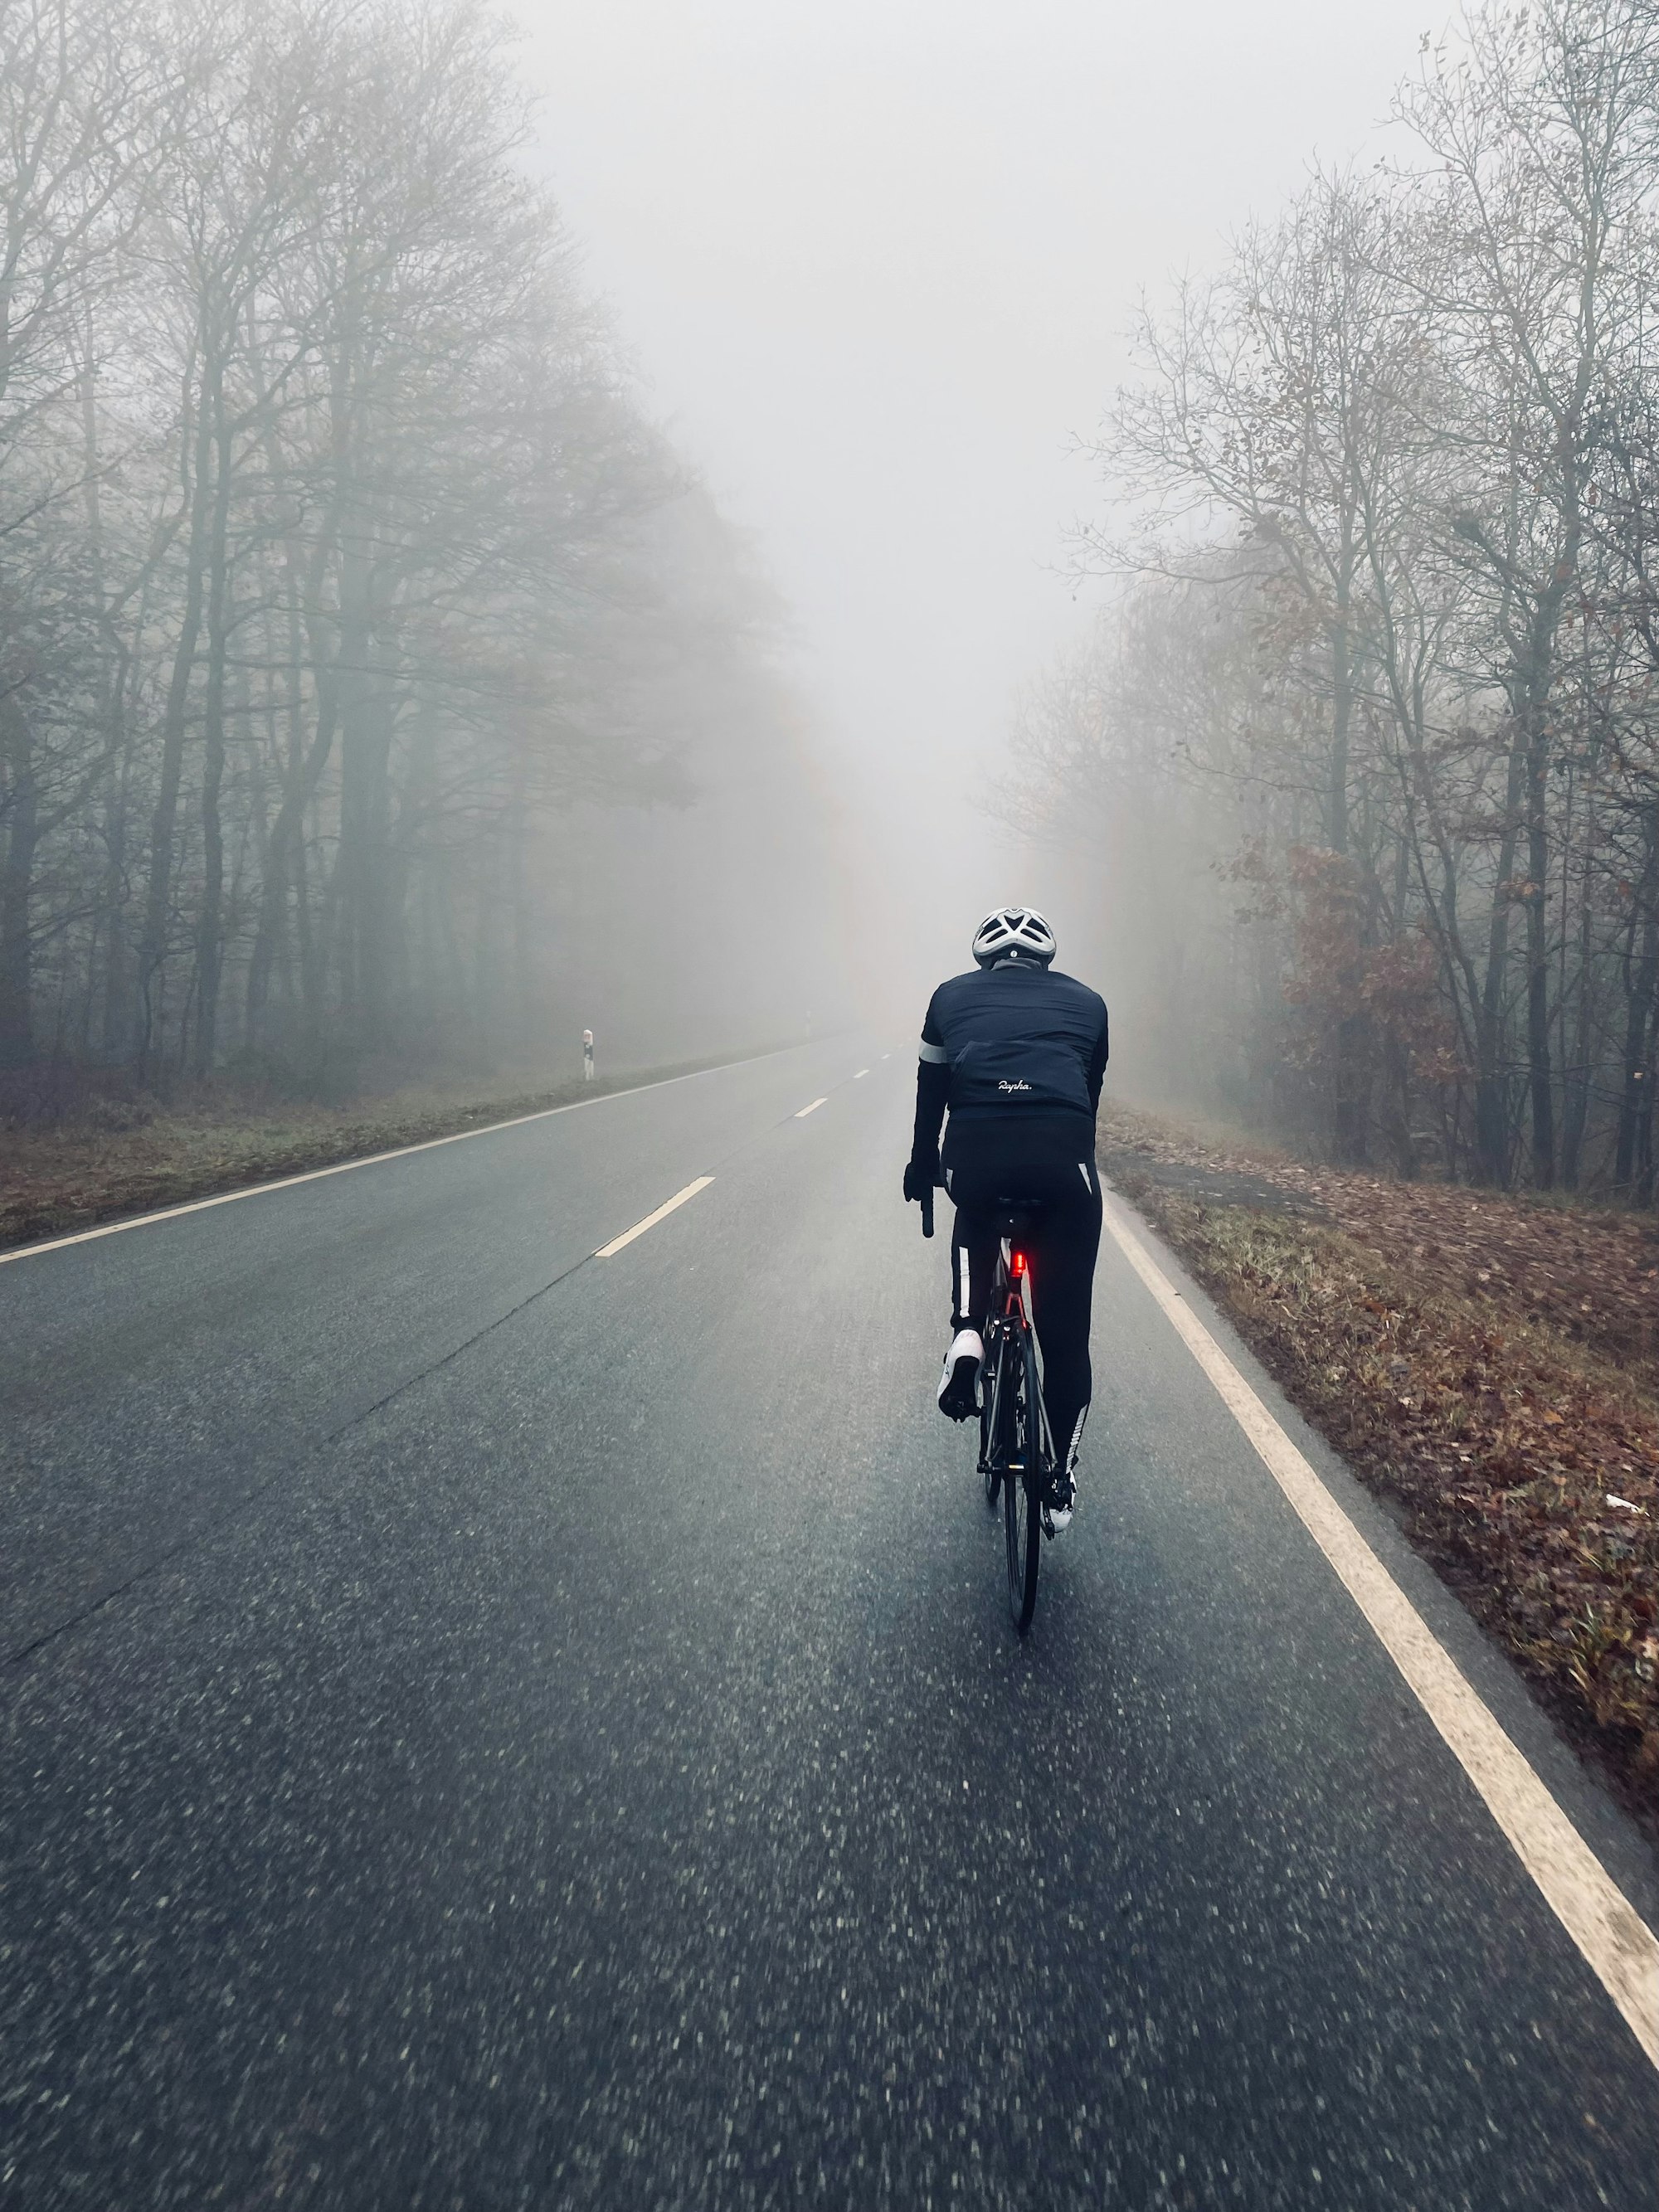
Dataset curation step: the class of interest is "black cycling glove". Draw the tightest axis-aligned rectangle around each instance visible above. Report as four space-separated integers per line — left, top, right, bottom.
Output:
902 1155 937 1205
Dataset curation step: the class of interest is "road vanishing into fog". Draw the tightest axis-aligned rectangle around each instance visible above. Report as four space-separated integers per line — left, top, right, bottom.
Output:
4 1038 1659 2210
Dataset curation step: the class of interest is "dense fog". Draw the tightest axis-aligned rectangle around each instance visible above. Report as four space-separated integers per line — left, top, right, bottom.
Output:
1015 2 1659 1197
0 0 854 1100
3 0 1442 1110
17 0 1659 1199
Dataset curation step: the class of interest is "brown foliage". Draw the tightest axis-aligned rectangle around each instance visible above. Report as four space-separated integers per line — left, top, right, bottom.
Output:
1101 1101 1659 1833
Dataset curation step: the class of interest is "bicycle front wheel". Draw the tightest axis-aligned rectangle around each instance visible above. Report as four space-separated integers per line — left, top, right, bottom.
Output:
1003 1330 1042 1633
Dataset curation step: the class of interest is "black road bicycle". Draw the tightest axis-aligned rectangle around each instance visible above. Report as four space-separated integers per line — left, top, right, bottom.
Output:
922 1188 1057 1634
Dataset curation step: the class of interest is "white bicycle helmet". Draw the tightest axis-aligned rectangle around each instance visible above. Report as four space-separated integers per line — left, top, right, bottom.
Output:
972 904 1057 968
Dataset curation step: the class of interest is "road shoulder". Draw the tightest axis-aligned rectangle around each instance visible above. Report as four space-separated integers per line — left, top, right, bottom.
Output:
1094 1148 1659 1942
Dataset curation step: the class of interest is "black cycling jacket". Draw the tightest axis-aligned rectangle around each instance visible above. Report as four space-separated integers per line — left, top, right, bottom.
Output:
911 958 1109 1173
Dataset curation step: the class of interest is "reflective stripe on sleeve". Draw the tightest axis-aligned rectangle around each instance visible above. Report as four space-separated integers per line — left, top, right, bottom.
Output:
918 1038 948 1063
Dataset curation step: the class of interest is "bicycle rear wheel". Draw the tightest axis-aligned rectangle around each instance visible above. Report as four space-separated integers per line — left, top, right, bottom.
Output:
980 1333 1000 1508
1003 1326 1042 1632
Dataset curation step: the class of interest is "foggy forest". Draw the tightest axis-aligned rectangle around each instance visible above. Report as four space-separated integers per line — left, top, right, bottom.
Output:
0 0 843 1098
1022 1 1659 1197
12 0 1659 1198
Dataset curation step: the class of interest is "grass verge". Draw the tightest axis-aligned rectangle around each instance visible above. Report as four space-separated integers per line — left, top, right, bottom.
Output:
1100 1100 1659 1839
0 1046 786 1253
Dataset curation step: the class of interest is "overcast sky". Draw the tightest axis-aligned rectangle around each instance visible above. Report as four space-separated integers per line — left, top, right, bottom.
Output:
519 1 1439 983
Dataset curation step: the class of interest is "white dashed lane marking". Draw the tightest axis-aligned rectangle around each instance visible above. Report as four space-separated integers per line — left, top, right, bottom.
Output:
1102 1195 1659 2073
854 1068 870 1079
0 1053 783 1268
795 1098 828 1118
594 1177 715 1259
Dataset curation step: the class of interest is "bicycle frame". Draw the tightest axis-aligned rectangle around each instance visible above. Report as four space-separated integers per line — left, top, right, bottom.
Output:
980 1238 1054 1451
977 1214 1054 1631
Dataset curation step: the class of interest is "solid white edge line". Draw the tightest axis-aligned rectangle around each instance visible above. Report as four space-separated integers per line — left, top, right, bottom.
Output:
1101 1194 1659 2073
795 1097 828 1118
0 1053 789 1269
593 1175 714 1259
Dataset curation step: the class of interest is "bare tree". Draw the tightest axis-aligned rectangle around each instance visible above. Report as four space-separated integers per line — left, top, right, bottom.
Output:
1035 0 1659 1197
0 0 825 1098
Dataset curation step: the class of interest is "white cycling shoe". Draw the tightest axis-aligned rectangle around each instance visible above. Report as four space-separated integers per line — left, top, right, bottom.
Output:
1044 1407 1087 1536
937 1329 984 1422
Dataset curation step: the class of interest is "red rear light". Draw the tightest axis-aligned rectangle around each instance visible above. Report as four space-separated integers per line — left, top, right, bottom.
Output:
1011 1249 1029 1277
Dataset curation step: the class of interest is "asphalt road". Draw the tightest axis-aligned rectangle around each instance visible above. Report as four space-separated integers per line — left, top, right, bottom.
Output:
4 1038 1658 2210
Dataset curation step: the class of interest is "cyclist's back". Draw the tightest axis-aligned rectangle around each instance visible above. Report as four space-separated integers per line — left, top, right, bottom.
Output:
918 958 1107 1177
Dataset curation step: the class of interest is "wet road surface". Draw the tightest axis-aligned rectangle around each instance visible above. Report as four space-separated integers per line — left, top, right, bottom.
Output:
4 1040 1658 2208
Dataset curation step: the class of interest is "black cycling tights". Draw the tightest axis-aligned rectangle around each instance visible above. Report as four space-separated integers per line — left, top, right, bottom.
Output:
946 1154 1103 1471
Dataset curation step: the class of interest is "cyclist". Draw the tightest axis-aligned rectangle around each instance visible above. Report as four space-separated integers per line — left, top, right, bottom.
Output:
902 905 1108 1531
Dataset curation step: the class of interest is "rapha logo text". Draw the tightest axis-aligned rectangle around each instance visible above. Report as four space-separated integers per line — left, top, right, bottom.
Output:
998 1078 1032 1093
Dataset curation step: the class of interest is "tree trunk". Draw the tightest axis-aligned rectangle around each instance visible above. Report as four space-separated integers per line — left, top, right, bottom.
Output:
79 323 134 1064
192 386 236 1077
339 688 396 1045
0 689 38 1067
245 406 346 1049
1522 693 1555 1189
1327 593 1370 1165
1614 848 1659 1192
246 617 340 1048
333 540 395 1048
1558 819 1598 1191
134 343 216 1080
1472 722 1527 1184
